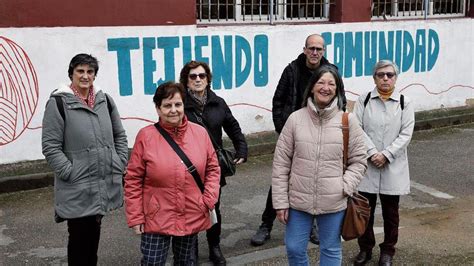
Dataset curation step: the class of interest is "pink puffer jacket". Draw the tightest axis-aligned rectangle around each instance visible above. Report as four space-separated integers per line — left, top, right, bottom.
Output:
272 99 367 215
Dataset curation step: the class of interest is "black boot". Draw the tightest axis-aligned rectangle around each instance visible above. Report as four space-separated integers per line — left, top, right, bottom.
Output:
353 250 372 265
209 244 226 265
378 253 393 266
250 224 271 246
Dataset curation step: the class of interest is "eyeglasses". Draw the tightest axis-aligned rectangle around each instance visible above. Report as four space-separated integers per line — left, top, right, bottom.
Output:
375 72 396 79
306 46 324 52
188 73 207 80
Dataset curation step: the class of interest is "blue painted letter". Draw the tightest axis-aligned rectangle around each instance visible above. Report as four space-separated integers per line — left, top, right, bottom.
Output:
157 37 179 88
254 34 268 87
428 30 439 71
235 35 252 88
211 36 233 90
107 38 140 96
143 37 157 95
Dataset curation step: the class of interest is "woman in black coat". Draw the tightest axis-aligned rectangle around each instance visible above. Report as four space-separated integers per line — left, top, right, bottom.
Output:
180 60 248 265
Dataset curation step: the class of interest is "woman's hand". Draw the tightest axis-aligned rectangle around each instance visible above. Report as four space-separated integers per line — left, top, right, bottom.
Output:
371 152 387 168
233 158 245 165
276 209 289 225
132 224 144 235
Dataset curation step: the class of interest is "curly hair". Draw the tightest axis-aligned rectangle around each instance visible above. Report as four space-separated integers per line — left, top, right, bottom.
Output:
179 61 213 91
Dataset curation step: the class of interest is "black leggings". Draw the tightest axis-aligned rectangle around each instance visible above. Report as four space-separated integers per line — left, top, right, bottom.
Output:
67 215 102 266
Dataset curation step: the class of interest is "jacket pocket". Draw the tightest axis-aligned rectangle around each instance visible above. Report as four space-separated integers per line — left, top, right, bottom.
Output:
105 174 124 211
110 148 125 174
198 195 208 213
65 149 92 184
145 194 161 220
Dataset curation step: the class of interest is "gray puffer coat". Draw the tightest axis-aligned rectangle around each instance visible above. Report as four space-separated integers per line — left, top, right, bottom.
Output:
42 84 128 220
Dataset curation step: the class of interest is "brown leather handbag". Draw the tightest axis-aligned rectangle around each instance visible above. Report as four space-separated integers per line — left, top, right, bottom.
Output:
341 112 371 241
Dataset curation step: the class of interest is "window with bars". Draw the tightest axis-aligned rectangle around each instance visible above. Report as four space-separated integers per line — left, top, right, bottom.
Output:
372 0 468 19
196 0 331 24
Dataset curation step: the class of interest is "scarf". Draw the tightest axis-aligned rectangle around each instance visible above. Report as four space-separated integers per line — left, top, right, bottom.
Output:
70 84 95 108
187 88 207 111
377 87 394 101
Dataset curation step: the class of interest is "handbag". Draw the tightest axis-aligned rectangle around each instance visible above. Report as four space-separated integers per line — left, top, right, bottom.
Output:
193 112 236 177
340 112 371 241
154 123 218 226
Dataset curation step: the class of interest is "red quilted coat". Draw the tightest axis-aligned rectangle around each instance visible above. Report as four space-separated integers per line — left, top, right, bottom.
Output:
124 116 220 236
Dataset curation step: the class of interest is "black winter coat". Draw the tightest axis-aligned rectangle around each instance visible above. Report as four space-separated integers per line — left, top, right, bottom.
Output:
272 53 340 134
185 89 248 186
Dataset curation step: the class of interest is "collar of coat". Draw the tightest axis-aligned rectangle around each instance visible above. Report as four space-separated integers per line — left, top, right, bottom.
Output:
370 87 402 102
292 53 332 71
50 83 107 106
159 114 189 140
306 97 340 121
185 87 220 109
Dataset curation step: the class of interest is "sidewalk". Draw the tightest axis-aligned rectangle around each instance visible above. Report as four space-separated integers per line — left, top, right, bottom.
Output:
1 105 473 194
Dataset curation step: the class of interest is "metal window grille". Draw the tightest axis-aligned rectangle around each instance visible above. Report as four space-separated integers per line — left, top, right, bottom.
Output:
372 0 469 19
196 0 332 24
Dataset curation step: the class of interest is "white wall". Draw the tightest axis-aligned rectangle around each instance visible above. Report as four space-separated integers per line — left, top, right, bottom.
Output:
0 19 473 164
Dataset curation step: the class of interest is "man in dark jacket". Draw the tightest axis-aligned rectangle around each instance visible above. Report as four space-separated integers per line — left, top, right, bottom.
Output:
251 34 345 246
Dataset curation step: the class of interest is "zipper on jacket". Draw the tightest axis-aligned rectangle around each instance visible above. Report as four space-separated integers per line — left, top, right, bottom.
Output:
313 116 324 213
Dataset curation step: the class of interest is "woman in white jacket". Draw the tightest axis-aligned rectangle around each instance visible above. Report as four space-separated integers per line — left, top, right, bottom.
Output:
352 60 415 266
272 65 367 265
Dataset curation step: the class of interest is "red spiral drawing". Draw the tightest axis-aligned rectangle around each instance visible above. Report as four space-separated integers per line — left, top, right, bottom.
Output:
0 36 39 146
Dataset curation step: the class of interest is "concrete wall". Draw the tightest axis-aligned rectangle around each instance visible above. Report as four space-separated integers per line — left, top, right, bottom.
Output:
1 19 473 163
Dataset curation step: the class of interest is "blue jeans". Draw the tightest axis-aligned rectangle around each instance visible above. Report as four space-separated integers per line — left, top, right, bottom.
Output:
285 208 345 266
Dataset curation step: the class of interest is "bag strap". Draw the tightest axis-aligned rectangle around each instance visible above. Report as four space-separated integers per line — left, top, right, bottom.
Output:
342 112 349 173
53 93 113 122
154 123 205 194
363 92 371 108
364 91 404 110
192 112 222 150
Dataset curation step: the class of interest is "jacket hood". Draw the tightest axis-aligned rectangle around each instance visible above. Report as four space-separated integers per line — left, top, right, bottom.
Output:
51 83 103 96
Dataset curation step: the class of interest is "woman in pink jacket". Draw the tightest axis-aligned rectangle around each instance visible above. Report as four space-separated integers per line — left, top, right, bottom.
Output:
272 65 367 265
124 82 221 265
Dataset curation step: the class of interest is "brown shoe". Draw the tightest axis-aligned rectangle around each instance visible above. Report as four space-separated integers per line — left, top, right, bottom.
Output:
353 250 372 265
378 253 393 266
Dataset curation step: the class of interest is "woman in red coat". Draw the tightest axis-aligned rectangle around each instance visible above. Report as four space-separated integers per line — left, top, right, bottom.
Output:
124 82 221 265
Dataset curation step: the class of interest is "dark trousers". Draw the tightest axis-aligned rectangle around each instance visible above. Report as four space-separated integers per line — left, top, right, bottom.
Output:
67 215 102 266
261 186 277 229
357 192 400 256
206 187 222 246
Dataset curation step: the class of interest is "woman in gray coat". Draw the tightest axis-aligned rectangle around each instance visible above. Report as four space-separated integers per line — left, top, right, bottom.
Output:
42 54 128 266
352 60 415 266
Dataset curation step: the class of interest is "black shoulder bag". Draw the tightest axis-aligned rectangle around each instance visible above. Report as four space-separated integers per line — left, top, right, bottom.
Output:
154 123 217 225
193 112 236 177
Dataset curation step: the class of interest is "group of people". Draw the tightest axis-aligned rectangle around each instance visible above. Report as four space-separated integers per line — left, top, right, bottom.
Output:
42 32 414 266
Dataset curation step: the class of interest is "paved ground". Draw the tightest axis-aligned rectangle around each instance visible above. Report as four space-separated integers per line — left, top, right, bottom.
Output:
1 123 473 265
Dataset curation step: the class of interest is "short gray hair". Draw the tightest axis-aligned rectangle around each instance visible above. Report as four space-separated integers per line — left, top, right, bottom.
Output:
372 60 399 77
